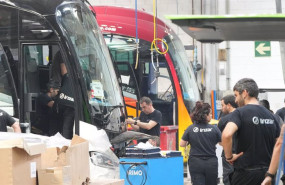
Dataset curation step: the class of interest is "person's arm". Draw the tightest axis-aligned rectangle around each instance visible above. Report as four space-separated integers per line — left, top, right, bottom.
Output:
60 63 67 76
261 124 285 185
180 139 188 147
11 121 21 133
222 122 243 164
126 118 140 131
135 120 158 130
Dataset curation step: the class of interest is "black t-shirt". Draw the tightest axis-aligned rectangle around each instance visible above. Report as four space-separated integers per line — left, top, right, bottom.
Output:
275 107 285 121
37 93 53 116
218 112 237 154
139 109 162 137
230 104 280 169
0 109 16 132
182 123 221 157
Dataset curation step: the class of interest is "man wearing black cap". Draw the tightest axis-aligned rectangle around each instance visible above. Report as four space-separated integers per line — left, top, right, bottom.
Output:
35 81 60 136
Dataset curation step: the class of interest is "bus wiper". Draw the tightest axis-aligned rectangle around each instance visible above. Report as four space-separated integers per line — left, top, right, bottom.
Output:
92 104 123 126
106 104 124 113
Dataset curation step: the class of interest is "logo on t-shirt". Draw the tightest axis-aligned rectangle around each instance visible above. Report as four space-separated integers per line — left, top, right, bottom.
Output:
59 93 74 102
0 112 3 116
193 127 213 133
252 117 259 125
193 127 199 133
252 116 274 125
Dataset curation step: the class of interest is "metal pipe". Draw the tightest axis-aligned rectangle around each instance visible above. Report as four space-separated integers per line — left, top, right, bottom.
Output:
226 0 231 90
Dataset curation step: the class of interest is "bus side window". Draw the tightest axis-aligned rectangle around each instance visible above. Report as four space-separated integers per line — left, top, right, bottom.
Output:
0 51 15 116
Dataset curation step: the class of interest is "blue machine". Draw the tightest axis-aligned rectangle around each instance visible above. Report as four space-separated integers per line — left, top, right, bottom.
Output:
119 156 183 185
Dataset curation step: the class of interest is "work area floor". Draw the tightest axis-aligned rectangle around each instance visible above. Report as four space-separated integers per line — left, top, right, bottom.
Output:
184 177 224 185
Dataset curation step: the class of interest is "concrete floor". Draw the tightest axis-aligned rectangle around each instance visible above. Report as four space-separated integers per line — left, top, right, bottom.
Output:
184 177 224 185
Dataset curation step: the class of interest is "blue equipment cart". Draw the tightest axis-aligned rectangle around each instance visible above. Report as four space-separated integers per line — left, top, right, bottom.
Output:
119 156 183 185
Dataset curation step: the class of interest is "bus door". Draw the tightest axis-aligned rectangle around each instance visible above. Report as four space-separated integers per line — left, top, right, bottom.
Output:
115 62 140 118
21 44 61 134
0 43 19 129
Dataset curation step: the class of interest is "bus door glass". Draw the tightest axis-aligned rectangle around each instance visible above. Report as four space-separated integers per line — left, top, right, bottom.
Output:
0 43 18 120
105 34 140 117
115 62 140 117
165 34 200 112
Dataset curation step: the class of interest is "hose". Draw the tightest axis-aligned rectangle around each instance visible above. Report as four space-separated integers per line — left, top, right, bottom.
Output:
134 0 139 69
150 0 168 69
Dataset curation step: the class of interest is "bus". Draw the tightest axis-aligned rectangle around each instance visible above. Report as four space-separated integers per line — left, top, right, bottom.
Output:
93 6 201 153
0 0 133 150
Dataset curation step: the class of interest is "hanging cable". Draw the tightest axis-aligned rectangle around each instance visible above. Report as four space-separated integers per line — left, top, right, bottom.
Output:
151 0 168 56
134 0 139 69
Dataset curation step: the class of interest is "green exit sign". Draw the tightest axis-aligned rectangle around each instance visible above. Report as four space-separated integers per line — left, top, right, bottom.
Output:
255 41 271 57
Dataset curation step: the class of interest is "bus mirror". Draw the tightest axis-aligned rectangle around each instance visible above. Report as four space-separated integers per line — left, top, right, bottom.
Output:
195 63 202 72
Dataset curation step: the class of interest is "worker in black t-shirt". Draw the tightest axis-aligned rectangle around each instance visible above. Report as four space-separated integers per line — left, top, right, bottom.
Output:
0 109 21 133
126 96 162 142
222 78 280 185
218 95 238 185
35 81 60 136
180 101 221 185
51 51 74 139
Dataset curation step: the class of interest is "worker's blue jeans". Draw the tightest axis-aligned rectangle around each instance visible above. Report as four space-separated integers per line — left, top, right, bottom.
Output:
188 155 218 185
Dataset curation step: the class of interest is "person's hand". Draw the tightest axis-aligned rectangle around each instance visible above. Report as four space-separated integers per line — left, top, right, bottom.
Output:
261 176 273 185
126 118 135 125
226 152 243 165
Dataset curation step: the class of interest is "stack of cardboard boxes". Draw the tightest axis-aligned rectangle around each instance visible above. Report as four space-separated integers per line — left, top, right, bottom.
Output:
0 135 89 185
0 134 124 185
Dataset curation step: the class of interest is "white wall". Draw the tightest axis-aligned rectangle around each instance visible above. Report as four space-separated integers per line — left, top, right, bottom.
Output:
218 0 285 112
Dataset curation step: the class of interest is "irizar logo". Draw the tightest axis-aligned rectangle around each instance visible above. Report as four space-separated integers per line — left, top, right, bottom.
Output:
193 127 199 133
252 116 274 125
200 128 213 132
59 93 74 102
193 127 213 133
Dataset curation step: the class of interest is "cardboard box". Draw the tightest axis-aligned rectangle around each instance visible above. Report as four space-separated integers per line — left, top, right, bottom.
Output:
38 166 72 185
89 179 124 185
0 138 45 185
41 135 90 185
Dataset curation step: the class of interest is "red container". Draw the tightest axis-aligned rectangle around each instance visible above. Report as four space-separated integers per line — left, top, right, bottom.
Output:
160 125 178 150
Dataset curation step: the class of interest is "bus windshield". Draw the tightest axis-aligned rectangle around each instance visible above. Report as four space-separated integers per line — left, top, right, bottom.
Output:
56 3 123 113
165 33 200 111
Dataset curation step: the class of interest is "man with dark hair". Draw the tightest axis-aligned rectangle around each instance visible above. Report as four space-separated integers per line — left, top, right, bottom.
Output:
221 95 238 115
218 95 237 185
275 99 285 121
222 78 280 185
260 99 283 128
126 96 162 142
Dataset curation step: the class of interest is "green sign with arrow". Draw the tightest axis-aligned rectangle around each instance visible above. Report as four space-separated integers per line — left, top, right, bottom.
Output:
255 41 271 57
